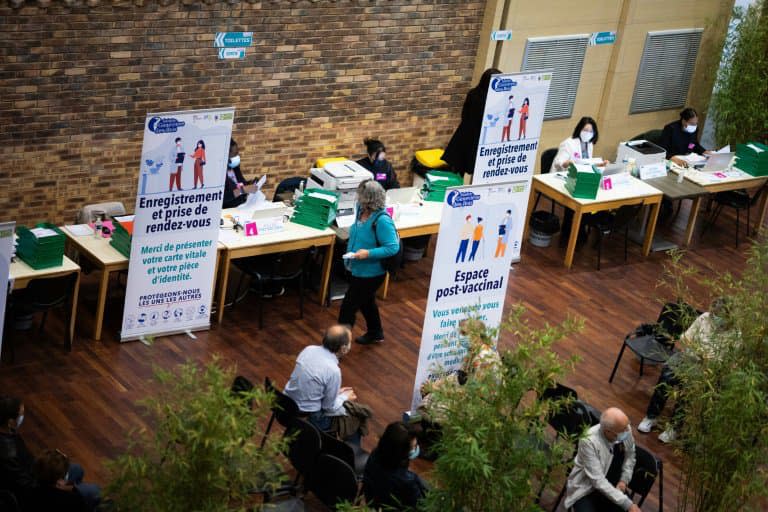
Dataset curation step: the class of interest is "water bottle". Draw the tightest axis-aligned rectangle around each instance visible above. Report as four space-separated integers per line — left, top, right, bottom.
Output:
94 216 103 238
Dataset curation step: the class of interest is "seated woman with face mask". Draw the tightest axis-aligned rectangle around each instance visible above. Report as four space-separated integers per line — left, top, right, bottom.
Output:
659 107 712 166
222 139 257 209
356 138 400 190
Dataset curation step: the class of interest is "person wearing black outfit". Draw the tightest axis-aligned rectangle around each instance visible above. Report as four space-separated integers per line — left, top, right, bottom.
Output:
363 421 428 510
659 107 711 165
31 449 89 512
222 138 257 209
442 67 501 176
0 397 36 508
356 138 400 190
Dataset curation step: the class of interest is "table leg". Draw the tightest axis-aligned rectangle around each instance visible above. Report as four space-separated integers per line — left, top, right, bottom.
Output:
642 201 662 257
753 184 768 235
378 273 390 300
216 251 231 324
564 210 582 269
319 239 335 306
93 268 111 341
68 271 80 351
684 196 702 246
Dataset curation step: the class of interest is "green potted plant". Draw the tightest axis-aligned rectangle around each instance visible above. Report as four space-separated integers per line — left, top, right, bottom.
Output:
106 358 286 512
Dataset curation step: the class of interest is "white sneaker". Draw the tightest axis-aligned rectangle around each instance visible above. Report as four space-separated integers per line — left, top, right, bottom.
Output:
658 427 677 443
638 417 657 433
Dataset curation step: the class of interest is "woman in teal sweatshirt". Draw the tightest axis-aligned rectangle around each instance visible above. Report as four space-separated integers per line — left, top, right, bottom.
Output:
339 180 400 345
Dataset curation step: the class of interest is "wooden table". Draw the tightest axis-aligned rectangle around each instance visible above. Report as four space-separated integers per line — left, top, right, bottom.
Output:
524 174 664 269
62 230 128 341
10 255 81 348
215 222 336 324
670 166 768 241
644 174 708 246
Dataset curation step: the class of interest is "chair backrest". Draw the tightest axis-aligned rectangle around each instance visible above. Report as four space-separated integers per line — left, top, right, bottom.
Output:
612 204 643 229
76 202 126 224
265 377 300 428
307 453 359 508
540 148 558 174
628 445 660 504
24 273 78 309
541 382 578 402
548 400 598 438
656 301 699 339
319 430 356 470
273 177 307 202
284 417 323 478
274 249 313 279
629 130 664 147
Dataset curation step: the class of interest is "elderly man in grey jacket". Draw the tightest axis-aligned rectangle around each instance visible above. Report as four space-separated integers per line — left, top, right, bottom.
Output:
564 407 641 512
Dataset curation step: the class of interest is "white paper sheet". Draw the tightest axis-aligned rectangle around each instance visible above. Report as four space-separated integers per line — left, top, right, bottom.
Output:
64 224 95 236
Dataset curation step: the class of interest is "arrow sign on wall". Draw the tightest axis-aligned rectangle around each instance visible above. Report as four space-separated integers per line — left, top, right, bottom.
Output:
214 32 253 48
589 31 617 46
218 48 246 60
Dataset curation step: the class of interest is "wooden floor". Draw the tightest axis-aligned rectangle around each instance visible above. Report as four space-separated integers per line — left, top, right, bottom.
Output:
1 197 763 511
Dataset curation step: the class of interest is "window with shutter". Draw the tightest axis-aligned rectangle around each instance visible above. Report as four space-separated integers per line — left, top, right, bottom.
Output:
521 34 590 120
630 29 703 114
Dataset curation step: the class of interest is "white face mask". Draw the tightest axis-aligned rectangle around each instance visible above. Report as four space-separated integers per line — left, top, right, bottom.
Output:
14 414 24 430
228 155 240 168
684 124 697 134
579 130 594 143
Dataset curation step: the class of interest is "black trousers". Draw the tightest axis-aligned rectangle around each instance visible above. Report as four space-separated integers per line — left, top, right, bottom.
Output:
338 274 386 337
646 362 682 419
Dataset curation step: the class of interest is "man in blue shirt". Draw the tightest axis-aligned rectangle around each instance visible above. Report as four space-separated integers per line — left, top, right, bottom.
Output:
284 325 357 432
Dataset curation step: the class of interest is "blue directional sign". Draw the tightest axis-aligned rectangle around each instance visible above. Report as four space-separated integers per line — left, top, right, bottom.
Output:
218 48 246 60
214 32 253 48
491 30 513 41
590 31 616 46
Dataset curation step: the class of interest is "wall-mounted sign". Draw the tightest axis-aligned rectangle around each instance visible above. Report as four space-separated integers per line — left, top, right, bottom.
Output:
214 32 253 48
218 48 246 60
491 30 513 41
590 31 616 46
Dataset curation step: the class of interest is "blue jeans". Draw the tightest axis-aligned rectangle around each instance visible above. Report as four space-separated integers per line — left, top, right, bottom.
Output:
67 463 101 510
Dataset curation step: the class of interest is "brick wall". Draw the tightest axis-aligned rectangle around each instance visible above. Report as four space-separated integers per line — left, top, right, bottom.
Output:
0 0 485 226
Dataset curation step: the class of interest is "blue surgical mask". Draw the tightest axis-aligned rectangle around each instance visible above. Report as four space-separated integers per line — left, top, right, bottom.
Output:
408 444 420 460
14 415 24 430
615 430 629 443
579 130 594 143
228 155 241 168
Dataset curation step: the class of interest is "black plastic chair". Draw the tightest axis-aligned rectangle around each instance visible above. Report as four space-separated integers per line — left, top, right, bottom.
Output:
585 204 642 270
233 249 313 328
283 417 323 487
609 301 699 383
705 183 767 247
533 148 559 212
306 453 360 509
629 129 664 147
261 377 300 448
7 273 78 361
628 445 663 511
273 177 307 202
319 429 369 478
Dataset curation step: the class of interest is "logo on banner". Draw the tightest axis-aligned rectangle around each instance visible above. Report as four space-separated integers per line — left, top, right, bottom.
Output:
491 77 517 91
147 117 186 134
446 190 481 208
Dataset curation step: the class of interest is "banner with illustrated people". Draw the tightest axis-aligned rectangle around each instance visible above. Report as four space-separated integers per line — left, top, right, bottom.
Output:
120 108 234 342
410 181 529 411
472 71 552 185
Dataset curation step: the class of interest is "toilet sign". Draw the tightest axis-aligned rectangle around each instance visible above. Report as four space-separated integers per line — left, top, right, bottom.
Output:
214 32 253 48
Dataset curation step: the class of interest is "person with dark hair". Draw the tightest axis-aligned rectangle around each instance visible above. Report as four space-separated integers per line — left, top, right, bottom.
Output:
443 68 502 176
338 180 399 346
363 421 428 510
518 97 530 139
468 216 484 261
356 138 400 190
658 107 712 165
501 94 515 142
169 136 185 191
31 449 89 512
284 325 358 433
551 116 610 246
0 397 100 510
191 139 207 189
223 139 258 209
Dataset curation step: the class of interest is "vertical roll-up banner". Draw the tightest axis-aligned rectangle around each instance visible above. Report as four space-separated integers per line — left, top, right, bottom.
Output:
410 181 530 411
120 108 234 342
0 221 15 355
472 71 552 261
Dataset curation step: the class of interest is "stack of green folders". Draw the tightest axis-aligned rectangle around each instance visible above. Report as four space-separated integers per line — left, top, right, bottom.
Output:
110 216 134 258
734 142 768 177
422 170 463 202
290 188 339 229
565 163 602 199
16 223 65 269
